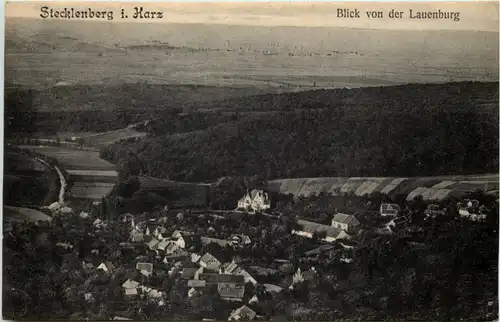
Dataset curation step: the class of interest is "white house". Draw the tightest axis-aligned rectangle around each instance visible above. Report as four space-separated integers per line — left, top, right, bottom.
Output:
136 262 154 277
175 234 194 249
122 279 140 296
199 253 222 270
293 219 350 242
237 189 271 213
228 305 257 321
331 213 360 232
224 261 258 285
380 203 400 217
97 261 116 274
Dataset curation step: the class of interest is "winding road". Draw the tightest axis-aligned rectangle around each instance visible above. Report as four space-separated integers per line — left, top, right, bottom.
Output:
35 157 67 204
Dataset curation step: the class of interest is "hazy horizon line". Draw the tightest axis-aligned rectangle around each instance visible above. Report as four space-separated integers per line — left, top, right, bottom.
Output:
6 16 499 34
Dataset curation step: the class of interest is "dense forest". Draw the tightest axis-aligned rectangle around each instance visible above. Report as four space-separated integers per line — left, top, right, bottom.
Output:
3 83 261 136
5 81 499 182
101 82 499 182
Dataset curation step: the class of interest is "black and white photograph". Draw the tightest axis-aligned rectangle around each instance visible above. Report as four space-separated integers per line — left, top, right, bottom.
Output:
3 1 499 320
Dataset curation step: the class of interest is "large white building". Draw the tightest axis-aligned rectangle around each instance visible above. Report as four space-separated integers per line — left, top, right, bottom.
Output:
237 189 271 213
331 213 360 233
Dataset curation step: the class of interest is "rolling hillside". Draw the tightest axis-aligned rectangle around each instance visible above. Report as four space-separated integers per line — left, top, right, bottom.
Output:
267 175 499 201
101 81 499 183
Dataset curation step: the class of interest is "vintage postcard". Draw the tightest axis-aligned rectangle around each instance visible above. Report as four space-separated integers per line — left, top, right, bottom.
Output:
3 1 499 321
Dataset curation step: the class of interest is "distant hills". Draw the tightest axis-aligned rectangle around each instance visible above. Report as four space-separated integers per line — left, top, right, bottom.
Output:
100 81 499 182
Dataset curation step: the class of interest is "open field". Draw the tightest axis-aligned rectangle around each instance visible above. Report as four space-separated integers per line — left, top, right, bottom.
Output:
17 145 118 201
6 49 496 91
68 182 115 200
268 174 500 201
80 128 148 148
5 19 498 91
19 145 116 170
66 170 118 183
4 206 53 224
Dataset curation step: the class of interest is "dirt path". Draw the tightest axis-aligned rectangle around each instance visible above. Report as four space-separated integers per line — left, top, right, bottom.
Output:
35 157 67 204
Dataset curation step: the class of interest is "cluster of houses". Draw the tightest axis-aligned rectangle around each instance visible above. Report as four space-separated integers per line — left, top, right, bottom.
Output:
457 199 489 221
423 199 491 222
290 203 404 242
83 214 318 320
33 187 496 321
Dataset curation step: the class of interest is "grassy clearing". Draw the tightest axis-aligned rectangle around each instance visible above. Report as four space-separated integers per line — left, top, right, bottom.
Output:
19 145 115 170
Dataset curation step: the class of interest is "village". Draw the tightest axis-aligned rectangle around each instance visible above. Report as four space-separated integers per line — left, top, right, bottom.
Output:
4 186 498 320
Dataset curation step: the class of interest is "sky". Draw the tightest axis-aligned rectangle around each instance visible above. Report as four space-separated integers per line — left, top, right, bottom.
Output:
5 1 499 32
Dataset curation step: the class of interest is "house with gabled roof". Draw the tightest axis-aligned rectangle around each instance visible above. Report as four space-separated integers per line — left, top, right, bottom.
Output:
199 274 245 285
293 219 350 242
122 279 140 296
176 234 194 249
199 253 222 270
380 203 400 217
136 262 154 277
229 234 252 245
153 226 168 239
130 229 144 243
156 239 171 252
228 305 256 320
191 253 202 263
182 267 199 280
97 261 116 274
147 238 160 250
218 283 245 302
224 260 239 274
249 295 259 304
224 261 257 285
331 213 360 233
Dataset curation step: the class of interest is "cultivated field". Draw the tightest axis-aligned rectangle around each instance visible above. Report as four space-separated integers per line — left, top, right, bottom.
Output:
18 145 118 201
19 145 116 170
68 182 115 200
66 170 118 183
268 174 500 201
